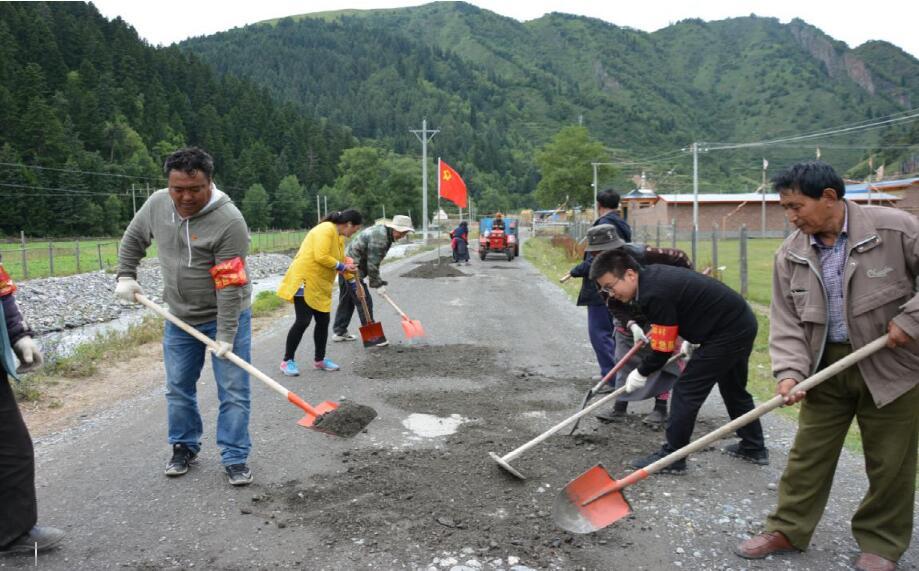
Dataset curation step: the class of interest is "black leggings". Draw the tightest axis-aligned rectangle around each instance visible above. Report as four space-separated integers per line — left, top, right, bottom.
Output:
284 296 330 362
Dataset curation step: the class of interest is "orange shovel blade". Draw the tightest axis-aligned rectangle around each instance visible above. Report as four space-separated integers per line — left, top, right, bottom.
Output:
401 317 425 339
297 400 339 429
359 321 386 347
553 464 632 534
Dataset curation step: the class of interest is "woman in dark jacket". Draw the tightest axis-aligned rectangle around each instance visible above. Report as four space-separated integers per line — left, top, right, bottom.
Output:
450 221 470 264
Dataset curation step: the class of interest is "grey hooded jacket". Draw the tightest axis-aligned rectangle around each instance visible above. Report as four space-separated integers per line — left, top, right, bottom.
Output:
117 187 251 343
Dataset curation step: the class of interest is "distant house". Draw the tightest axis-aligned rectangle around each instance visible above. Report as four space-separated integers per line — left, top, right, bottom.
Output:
622 179 913 235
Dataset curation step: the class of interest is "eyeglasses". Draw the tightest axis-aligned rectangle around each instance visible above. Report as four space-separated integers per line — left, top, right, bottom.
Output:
598 277 620 295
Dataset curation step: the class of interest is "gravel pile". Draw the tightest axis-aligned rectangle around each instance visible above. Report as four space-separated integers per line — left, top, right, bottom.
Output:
15 253 292 333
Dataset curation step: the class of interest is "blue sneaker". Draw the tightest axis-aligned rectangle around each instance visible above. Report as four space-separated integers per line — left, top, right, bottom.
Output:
280 360 300 376
313 358 340 371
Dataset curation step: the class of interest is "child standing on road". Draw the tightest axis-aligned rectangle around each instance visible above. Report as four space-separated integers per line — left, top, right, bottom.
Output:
277 210 362 376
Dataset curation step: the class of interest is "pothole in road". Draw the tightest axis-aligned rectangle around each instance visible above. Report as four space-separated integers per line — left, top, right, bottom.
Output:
353 344 496 379
400 260 469 279
401 413 470 437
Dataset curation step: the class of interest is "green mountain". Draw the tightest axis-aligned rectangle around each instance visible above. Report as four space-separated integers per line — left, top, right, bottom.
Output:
0 2 355 236
182 2 919 201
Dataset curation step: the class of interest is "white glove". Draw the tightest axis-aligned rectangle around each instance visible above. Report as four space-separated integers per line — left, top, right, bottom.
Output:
212 341 232 359
625 369 648 393
13 336 43 373
627 321 649 345
115 276 143 304
375 286 387 295
680 340 694 358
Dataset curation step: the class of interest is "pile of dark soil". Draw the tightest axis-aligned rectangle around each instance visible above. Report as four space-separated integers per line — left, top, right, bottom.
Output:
413 255 457 264
353 344 496 380
312 403 378 438
401 260 468 279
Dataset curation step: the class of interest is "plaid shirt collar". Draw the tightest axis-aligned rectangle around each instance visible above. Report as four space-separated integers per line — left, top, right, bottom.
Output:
809 204 848 249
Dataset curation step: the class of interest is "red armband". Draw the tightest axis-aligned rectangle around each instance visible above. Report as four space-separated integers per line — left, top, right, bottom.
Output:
0 265 16 297
649 324 678 352
209 257 249 289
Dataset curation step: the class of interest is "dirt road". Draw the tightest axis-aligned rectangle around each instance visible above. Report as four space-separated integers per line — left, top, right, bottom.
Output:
5 244 918 570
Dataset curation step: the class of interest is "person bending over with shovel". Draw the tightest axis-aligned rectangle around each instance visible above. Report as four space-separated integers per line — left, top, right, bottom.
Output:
278 209 363 375
736 161 919 571
589 248 768 475
589 227 693 428
115 147 256 486
331 214 415 343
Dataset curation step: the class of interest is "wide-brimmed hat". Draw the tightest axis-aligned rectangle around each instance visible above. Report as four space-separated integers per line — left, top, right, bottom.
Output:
385 214 415 233
584 224 625 252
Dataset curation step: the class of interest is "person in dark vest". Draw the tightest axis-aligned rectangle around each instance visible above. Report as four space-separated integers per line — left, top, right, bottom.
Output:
450 221 470 264
568 190 632 380
589 248 768 475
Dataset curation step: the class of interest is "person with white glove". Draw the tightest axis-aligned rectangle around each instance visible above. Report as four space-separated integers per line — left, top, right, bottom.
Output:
375 285 387 296
13 336 43 373
624 369 648 393
680 340 694 359
114 276 143 304
0 265 64 551
628 321 649 345
212 341 232 359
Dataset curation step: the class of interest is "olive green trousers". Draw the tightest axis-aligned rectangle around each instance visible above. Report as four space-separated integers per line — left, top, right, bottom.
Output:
766 343 919 561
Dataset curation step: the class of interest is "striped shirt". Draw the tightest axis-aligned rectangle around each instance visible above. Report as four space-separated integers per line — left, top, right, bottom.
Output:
810 206 849 342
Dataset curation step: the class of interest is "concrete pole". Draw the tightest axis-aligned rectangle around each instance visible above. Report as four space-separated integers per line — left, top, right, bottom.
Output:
692 143 699 232
410 118 439 244
591 162 599 221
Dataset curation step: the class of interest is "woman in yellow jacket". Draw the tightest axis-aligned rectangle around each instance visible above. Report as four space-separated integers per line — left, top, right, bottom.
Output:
277 210 362 375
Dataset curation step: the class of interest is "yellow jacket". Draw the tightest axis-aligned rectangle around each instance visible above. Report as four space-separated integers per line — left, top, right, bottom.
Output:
277 222 346 312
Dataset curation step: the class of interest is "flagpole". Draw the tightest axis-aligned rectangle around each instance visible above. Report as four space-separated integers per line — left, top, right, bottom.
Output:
437 157 442 264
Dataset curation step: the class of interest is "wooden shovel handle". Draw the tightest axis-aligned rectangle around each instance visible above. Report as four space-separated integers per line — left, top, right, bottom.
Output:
559 273 572 283
379 291 410 320
623 334 890 486
135 294 320 416
353 281 374 323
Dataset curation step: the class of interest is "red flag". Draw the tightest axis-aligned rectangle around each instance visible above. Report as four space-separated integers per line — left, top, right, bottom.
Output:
439 160 467 208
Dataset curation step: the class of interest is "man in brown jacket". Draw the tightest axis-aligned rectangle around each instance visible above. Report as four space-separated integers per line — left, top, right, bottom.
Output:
736 161 919 571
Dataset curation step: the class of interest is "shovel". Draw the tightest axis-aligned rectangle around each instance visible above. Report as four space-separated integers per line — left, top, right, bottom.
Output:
135 294 377 437
353 281 387 347
566 340 646 436
553 334 890 534
378 290 426 339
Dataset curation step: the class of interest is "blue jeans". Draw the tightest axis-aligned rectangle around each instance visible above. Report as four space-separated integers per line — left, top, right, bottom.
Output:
587 305 616 377
163 309 252 466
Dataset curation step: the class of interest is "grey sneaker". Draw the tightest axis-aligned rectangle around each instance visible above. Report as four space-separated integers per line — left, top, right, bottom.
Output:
595 406 628 423
165 443 197 477
642 408 667 428
0 526 65 554
226 463 254 486
331 333 356 342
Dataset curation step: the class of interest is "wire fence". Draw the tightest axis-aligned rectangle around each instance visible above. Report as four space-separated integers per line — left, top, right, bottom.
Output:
0 229 306 281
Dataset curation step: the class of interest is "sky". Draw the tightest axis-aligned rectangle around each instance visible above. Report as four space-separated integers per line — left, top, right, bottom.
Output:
92 0 919 59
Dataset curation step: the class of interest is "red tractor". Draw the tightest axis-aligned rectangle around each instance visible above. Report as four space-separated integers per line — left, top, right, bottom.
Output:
478 216 518 261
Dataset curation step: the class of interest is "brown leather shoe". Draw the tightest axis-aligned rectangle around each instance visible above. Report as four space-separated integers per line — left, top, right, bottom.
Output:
734 531 798 559
854 552 896 571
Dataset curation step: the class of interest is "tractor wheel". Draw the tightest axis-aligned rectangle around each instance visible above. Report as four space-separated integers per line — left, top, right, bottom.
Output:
479 248 487 261
506 247 514 261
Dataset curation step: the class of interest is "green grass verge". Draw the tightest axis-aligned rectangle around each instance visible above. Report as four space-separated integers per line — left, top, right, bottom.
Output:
251 290 285 316
525 236 865 453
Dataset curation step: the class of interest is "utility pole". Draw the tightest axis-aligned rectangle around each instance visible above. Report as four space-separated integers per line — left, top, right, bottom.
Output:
761 158 768 238
410 118 439 244
324 195 328 218
316 195 321 224
591 162 599 220
131 184 136 216
692 142 699 232
382 205 386 220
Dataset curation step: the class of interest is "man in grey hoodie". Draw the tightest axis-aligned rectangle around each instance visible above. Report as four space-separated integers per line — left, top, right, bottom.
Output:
115 147 254 486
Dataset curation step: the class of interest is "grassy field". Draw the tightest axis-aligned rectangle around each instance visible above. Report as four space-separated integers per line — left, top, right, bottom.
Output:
0 230 306 281
523 235 865 453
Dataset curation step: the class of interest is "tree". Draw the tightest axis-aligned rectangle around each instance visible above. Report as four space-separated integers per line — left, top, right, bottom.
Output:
272 175 306 228
241 183 271 230
534 126 606 208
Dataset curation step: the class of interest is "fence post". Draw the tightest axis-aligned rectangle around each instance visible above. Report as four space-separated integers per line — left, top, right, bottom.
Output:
21 247 27 280
656 220 661 247
75 239 81 274
711 224 718 279
671 219 677 249
97 243 103 270
691 224 698 267
49 241 54 276
740 225 749 299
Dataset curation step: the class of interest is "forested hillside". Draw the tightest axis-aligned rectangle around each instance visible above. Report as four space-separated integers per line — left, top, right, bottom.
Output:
183 2 919 198
0 2 355 236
